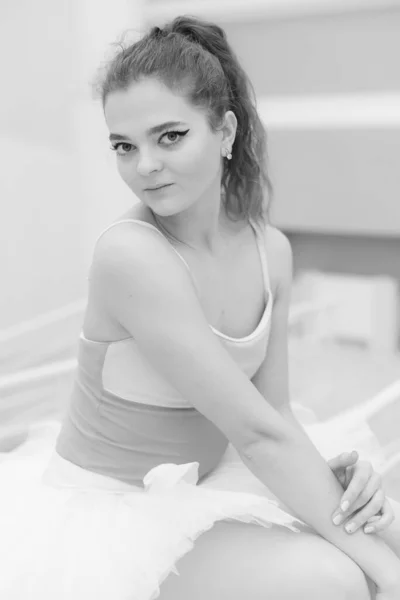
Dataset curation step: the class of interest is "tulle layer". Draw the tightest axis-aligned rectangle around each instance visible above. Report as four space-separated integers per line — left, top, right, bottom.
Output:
0 414 387 600
0 442 302 600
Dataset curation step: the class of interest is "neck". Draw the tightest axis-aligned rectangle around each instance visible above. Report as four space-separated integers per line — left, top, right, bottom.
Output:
153 185 244 255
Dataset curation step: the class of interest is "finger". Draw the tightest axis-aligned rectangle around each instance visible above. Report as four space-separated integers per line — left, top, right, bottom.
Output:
364 499 395 534
347 473 382 515
339 460 372 513
336 466 349 488
332 472 380 526
344 465 354 489
366 514 382 524
328 451 358 472
342 489 386 534
329 453 357 488
332 463 374 524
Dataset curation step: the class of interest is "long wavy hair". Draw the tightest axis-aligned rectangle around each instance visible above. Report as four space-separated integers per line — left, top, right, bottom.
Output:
94 15 273 225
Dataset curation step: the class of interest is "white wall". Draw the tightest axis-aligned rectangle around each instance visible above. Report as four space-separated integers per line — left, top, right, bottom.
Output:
76 0 145 264
0 1 83 330
0 0 143 333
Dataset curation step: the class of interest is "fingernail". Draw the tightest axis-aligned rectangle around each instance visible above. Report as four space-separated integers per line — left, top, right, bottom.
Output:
364 526 374 534
341 501 349 512
333 514 343 525
345 522 356 533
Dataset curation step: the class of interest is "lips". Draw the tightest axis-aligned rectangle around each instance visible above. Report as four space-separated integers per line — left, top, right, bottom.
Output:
145 184 173 191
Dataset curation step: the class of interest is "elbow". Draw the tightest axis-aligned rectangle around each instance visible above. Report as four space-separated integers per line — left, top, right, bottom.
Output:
228 400 298 459
238 436 283 466
237 421 294 462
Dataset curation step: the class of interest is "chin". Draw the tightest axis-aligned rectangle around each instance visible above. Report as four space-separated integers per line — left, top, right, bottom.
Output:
149 204 186 218
144 196 193 218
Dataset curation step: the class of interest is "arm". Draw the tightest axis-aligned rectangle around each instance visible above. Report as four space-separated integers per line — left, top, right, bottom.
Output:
248 227 400 589
93 223 400 591
250 233 394 537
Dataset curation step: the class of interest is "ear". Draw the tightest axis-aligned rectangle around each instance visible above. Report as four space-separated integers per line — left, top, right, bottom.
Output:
220 110 237 150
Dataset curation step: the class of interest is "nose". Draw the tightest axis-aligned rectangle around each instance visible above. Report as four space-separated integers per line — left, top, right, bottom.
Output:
136 150 163 177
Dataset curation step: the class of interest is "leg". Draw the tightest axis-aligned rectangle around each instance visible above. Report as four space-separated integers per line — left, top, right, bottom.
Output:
158 520 372 600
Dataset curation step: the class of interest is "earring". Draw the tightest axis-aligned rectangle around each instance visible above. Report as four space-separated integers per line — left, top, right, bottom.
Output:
223 148 232 160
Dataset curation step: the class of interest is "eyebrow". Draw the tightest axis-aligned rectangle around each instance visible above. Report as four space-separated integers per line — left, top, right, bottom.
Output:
109 121 187 142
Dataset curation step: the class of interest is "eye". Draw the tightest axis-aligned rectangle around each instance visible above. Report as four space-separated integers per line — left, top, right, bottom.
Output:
110 142 133 156
159 129 189 146
110 130 189 156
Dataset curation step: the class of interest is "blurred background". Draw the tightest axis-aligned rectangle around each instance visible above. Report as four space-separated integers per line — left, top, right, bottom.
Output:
1 0 400 496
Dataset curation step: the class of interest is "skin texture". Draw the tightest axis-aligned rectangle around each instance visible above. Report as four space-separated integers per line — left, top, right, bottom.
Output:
96 78 400 598
105 77 237 240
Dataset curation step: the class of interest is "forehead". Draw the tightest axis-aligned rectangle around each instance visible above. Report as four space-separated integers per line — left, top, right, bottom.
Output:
104 78 202 133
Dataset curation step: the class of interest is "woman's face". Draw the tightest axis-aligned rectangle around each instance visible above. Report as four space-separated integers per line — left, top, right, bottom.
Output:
104 78 236 217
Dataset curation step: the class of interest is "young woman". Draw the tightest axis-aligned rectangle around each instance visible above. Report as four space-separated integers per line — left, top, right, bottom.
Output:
0 15 399 600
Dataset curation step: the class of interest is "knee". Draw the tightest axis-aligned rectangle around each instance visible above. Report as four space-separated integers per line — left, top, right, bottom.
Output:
274 540 372 600
322 555 372 600
291 536 372 600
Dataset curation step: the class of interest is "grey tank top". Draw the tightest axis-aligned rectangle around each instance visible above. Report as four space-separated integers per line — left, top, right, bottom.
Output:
56 218 274 486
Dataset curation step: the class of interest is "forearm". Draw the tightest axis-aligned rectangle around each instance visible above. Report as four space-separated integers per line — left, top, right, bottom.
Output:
281 405 400 555
239 417 400 589
278 404 313 438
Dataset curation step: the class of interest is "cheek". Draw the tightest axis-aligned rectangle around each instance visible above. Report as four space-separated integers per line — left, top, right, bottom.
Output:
114 140 220 191
177 141 221 183
116 158 137 188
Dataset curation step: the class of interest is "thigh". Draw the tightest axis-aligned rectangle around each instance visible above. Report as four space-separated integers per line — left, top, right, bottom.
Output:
158 520 372 600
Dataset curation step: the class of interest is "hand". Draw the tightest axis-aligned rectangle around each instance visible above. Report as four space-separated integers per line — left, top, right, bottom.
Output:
328 450 395 535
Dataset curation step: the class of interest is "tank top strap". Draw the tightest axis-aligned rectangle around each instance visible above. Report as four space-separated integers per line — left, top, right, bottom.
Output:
94 218 192 274
249 217 272 295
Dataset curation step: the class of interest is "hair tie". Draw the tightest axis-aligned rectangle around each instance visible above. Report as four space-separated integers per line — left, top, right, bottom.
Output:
152 26 164 38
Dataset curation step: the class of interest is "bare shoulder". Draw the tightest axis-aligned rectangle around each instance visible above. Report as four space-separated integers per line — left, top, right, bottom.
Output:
92 204 165 269
264 224 292 259
116 201 156 225
263 224 293 296
91 217 180 284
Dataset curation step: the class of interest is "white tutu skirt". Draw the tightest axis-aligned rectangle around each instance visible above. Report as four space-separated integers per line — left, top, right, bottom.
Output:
0 412 388 600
